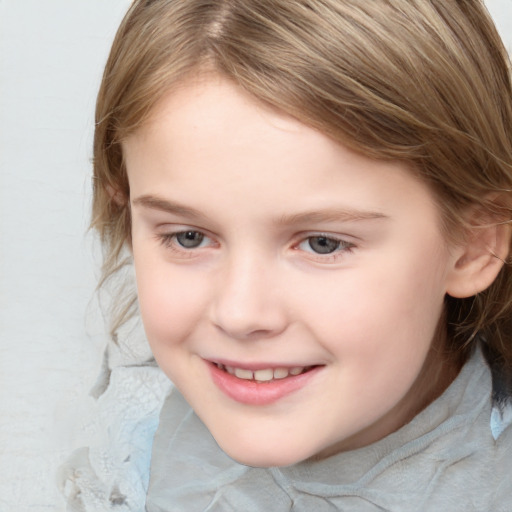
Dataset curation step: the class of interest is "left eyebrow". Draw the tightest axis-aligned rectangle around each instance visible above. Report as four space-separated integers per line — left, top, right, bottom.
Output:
274 208 389 226
131 195 209 222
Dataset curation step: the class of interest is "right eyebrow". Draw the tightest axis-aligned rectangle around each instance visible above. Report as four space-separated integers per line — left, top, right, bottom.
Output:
131 195 208 222
275 208 388 226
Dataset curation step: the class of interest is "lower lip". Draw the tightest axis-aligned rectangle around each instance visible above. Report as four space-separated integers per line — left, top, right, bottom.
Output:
208 363 322 406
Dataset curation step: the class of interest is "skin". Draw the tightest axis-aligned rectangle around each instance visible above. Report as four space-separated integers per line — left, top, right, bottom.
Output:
123 75 464 467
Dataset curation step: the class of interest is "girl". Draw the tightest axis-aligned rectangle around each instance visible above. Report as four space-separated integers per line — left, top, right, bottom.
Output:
63 0 512 510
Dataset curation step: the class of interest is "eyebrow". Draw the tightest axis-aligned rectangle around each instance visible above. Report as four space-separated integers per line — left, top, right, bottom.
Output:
132 194 388 225
275 209 388 225
132 195 209 222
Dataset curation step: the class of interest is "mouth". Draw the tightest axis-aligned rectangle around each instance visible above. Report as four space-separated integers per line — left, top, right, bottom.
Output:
208 361 323 405
213 363 315 382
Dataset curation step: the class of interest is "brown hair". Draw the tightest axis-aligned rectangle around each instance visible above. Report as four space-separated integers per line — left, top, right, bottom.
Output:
92 0 512 383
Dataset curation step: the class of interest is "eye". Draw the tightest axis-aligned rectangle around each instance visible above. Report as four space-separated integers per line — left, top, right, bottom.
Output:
176 230 205 248
295 234 355 260
305 236 340 254
158 229 213 251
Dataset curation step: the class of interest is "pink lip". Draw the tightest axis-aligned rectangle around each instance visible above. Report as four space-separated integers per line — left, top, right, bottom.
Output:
210 358 310 371
207 362 322 406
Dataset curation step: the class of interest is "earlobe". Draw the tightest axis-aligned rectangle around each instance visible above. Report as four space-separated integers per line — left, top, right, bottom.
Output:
446 220 511 299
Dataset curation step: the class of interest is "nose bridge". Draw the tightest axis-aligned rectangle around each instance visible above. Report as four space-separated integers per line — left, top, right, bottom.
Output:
210 245 286 339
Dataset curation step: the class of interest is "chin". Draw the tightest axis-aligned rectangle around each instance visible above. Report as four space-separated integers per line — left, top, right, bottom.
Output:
217 437 312 468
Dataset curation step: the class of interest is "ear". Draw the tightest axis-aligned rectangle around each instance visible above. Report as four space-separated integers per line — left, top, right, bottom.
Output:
104 183 133 251
446 216 511 299
106 183 128 206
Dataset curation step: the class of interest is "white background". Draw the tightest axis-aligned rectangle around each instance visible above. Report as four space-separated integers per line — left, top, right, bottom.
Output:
0 1 510 510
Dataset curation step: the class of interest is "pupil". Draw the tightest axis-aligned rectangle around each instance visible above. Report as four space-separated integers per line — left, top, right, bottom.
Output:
309 236 339 254
177 231 204 248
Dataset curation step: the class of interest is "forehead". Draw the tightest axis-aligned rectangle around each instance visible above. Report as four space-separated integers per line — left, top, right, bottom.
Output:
130 73 314 150
123 75 442 230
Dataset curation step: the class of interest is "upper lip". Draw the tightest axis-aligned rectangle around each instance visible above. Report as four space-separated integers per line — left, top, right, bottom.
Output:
207 358 322 371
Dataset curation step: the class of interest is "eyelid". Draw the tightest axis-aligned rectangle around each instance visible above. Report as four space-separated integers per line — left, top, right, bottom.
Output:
292 231 357 246
155 226 218 256
292 232 357 262
154 222 218 239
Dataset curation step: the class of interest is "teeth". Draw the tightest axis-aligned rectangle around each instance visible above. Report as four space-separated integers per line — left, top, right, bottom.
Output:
234 368 253 380
254 369 274 382
273 368 289 379
217 363 308 381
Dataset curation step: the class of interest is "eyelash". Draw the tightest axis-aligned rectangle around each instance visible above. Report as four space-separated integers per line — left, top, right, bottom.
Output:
157 230 215 254
156 230 356 262
295 234 356 262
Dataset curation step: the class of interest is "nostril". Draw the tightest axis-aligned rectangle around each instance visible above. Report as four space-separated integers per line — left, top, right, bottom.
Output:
213 322 278 340
210 299 288 340
245 328 276 339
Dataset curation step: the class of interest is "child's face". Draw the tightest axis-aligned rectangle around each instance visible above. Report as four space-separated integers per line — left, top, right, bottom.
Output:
124 75 458 467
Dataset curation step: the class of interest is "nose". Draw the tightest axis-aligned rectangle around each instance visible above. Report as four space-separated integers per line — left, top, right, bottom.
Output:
210 253 288 340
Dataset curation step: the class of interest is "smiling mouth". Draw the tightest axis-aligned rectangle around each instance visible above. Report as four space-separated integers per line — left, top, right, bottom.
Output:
209 362 323 405
213 363 315 382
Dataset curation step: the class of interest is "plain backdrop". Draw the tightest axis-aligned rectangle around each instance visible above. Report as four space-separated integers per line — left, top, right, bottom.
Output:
0 1 511 510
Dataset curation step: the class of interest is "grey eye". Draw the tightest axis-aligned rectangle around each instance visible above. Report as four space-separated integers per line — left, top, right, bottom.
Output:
308 236 340 254
176 231 205 248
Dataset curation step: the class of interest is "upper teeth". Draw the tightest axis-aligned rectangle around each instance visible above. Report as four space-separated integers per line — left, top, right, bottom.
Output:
217 364 307 382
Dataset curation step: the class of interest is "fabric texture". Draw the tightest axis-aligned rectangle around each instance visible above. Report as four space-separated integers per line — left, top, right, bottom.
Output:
58 365 172 512
146 346 512 512
58 318 173 512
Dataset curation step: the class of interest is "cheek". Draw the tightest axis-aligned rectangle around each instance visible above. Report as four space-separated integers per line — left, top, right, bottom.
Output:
132 250 209 348
300 244 448 359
